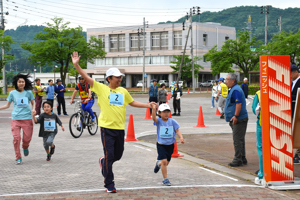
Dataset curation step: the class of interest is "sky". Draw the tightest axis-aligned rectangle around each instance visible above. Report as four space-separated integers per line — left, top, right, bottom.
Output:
4 0 300 31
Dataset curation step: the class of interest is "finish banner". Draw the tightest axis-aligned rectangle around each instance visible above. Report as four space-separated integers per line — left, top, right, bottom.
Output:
260 55 294 183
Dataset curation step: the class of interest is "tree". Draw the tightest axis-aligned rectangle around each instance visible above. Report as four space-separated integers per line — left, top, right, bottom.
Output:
0 30 14 73
204 31 263 78
266 29 300 65
170 55 203 84
21 17 106 85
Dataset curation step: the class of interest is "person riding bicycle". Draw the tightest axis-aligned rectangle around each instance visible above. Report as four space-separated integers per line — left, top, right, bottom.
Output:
70 75 96 125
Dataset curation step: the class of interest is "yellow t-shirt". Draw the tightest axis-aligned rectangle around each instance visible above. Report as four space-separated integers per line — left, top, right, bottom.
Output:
91 80 134 130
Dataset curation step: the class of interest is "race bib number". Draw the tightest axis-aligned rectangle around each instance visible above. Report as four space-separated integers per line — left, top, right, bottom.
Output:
80 91 88 98
16 97 28 107
160 126 173 138
109 93 123 106
44 119 55 132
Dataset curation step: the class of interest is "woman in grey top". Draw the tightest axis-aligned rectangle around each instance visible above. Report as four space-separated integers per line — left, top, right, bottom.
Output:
157 83 168 105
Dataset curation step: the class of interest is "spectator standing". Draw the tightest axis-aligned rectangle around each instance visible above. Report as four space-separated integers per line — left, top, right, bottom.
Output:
215 78 228 119
224 73 248 167
33 78 43 115
290 64 300 163
149 79 158 113
241 78 249 99
0 73 35 164
211 81 219 108
171 83 182 116
71 51 154 193
157 83 168 105
54 79 68 116
46 79 55 106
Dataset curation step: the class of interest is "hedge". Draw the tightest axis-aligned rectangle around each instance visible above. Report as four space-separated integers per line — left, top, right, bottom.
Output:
248 85 260 95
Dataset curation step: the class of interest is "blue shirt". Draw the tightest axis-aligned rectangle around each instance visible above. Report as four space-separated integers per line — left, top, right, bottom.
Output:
54 84 65 97
7 90 35 120
154 117 180 145
46 85 55 99
231 90 243 103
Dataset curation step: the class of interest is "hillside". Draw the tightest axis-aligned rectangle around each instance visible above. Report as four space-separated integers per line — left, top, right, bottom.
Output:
159 6 300 42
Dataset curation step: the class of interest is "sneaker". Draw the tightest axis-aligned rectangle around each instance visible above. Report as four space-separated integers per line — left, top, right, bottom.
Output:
172 113 177 116
99 157 104 171
16 158 22 165
177 113 181 116
211 106 214 108
58 114 61 116
50 145 55 155
91 117 96 122
242 157 248 165
77 127 82 131
47 154 51 161
23 149 29 156
294 154 300 164
228 161 243 167
64 114 69 116
162 178 171 186
106 187 116 193
220 113 225 119
154 160 161 173
254 177 262 185
255 170 259 175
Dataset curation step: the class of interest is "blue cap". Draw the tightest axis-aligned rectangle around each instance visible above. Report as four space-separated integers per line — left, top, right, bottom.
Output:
218 78 224 82
291 64 299 72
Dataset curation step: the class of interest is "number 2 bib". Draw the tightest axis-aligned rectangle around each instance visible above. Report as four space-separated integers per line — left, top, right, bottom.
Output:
44 119 56 132
16 97 28 107
109 93 124 106
160 126 173 138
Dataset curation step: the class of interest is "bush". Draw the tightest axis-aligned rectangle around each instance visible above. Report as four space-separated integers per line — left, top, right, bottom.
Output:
157 83 161 88
248 85 260 95
67 83 71 88
72 83 76 88
0 87 2 94
238 81 243 86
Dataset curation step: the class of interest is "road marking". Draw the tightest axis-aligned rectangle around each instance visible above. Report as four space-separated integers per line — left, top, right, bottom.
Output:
133 145 151 151
0 185 262 197
199 167 239 181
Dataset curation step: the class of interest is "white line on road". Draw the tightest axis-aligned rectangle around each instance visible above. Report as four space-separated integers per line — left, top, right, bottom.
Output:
0 184 261 197
133 145 152 151
199 167 239 181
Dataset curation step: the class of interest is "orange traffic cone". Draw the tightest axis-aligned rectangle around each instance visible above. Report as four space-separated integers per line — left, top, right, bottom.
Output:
172 138 184 157
144 103 151 119
215 108 221 116
166 94 169 103
207 88 209 93
169 112 172 118
125 114 138 141
194 106 206 128
187 88 189 94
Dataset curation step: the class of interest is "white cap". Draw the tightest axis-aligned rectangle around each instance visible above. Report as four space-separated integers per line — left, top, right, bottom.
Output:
244 78 248 81
105 68 125 78
158 103 171 112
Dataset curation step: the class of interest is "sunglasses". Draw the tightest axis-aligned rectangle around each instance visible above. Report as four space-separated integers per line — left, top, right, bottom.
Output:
79 78 84 80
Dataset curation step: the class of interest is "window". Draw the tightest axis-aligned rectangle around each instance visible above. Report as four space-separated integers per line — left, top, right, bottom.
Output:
225 36 229 41
161 32 168 50
151 32 168 50
109 34 125 52
130 34 139 51
139 35 145 49
98 35 105 48
129 57 136 65
152 33 160 50
174 31 182 50
203 34 207 46
105 58 113 65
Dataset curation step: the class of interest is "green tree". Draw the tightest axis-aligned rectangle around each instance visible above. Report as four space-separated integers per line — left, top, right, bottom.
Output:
204 31 262 78
266 29 300 65
0 30 14 73
21 17 106 85
170 55 203 83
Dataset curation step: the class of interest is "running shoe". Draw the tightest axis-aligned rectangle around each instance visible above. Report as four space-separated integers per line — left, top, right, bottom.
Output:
294 154 300 164
154 160 161 173
64 114 69 116
16 158 22 165
50 145 55 155
106 187 116 193
254 177 262 185
99 157 104 171
162 178 171 186
23 149 29 156
47 154 51 161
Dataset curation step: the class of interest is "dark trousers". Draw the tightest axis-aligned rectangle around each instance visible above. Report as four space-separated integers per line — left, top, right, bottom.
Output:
149 97 158 113
229 118 248 163
47 99 54 112
173 99 181 113
57 95 67 115
100 127 125 189
35 95 43 115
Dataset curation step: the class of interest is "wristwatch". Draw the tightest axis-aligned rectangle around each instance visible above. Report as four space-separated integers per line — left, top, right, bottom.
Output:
234 115 239 118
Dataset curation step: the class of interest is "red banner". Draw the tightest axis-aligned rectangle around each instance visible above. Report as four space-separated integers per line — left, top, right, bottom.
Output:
260 55 294 182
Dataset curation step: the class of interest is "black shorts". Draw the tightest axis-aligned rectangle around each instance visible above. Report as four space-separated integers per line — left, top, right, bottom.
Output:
156 142 174 162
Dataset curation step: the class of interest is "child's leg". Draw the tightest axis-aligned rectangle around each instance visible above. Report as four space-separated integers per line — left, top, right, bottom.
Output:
11 120 22 160
43 137 50 154
160 159 169 179
45 133 55 149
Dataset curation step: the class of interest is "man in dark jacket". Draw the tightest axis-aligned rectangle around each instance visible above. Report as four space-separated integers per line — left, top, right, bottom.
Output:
54 79 68 116
240 78 248 98
171 82 182 116
148 79 158 113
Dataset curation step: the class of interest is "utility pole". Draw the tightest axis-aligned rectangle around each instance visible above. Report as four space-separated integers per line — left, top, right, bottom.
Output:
260 6 270 46
276 15 282 32
142 17 146 91
1 0 6 94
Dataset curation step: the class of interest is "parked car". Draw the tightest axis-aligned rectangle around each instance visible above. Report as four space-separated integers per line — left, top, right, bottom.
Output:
136 80 143 88
158 80 169 87
199 80 214 87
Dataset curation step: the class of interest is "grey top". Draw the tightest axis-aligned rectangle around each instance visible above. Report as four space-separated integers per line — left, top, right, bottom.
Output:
36 113 62 137
157 88 168 102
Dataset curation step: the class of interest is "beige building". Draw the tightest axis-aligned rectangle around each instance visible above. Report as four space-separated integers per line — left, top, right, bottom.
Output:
86 22 236 88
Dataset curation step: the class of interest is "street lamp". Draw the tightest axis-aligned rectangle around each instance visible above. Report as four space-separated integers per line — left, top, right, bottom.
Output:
54 65 57 82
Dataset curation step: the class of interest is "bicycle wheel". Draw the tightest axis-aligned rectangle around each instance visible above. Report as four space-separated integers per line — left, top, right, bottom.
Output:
88 112 98 135
69 113 84 138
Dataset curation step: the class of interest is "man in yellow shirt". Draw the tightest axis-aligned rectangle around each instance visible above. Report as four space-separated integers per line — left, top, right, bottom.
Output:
71 52 153 193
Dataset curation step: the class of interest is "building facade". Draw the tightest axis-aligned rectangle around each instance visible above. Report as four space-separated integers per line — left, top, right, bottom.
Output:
86 22 236 88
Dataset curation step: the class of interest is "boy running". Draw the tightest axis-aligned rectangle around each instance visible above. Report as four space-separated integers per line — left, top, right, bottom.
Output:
32 101 65 161
151 103 184 186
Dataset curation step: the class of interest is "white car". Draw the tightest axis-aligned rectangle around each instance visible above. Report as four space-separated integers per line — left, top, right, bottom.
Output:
158 80 169 87
178 81 183 88
136 80 143 88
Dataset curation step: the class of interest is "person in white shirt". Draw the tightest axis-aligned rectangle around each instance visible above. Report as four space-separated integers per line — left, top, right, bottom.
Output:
211 81 219 108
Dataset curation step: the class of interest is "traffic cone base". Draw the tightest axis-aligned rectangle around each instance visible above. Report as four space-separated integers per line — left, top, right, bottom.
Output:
194 106 207 128
171 139 184 157
125 114 138 141
215 108 221 116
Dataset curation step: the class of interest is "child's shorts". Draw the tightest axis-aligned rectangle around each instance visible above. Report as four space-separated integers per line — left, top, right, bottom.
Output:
156 142 174 162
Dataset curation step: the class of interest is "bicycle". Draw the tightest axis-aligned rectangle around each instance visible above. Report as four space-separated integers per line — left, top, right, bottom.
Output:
69 100 98 138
